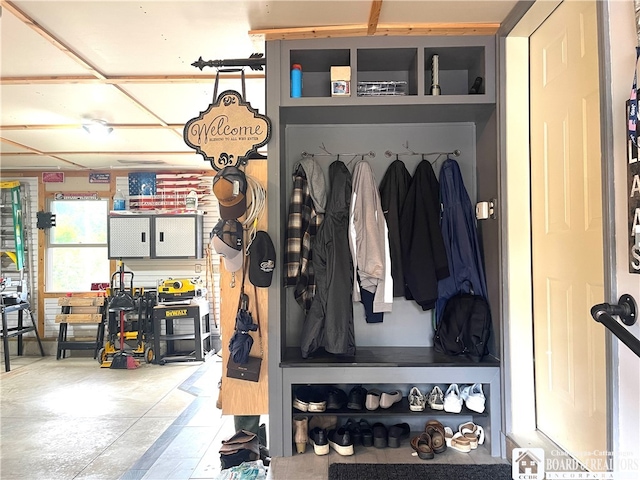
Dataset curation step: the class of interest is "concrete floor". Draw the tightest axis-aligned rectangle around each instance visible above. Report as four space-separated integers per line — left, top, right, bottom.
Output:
1 352 504 480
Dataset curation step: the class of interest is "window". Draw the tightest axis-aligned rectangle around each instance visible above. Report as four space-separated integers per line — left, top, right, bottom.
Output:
46 199 110 292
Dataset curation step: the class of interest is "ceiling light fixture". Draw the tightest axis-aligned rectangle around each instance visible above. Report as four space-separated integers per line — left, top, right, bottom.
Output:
82 119 113 137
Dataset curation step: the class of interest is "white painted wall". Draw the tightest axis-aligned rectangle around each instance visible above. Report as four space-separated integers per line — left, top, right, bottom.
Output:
607 0 640 476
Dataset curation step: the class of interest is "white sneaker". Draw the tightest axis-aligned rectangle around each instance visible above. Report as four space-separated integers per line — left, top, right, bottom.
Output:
443 384 463 413
408 386 426 411
427 386 444 410
460 383 485 413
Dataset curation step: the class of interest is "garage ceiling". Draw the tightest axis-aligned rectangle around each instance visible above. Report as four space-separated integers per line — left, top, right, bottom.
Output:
0 0 520 172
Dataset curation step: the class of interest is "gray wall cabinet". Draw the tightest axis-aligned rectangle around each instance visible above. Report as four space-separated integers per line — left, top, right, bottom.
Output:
108 213 203 259
265 35 502 458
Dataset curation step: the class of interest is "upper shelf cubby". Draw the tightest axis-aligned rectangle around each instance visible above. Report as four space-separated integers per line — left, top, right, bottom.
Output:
424 46 486 95
279 36 495 106
290 48 350 98
357 48 418 96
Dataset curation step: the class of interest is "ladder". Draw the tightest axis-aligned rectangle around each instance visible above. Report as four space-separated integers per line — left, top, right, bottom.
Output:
1 181 44 371
0 181 34 300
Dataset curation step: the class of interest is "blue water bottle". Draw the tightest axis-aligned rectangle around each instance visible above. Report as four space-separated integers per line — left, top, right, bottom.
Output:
291 64 302 98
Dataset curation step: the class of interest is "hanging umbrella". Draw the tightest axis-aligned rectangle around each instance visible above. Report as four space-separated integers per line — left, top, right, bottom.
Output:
229 294 258 364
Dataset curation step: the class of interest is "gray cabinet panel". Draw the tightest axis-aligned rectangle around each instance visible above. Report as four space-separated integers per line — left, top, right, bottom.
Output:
154 216 202 258
108 216 151 258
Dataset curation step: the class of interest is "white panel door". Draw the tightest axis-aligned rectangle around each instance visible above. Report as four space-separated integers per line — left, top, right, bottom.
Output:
530 0 607 468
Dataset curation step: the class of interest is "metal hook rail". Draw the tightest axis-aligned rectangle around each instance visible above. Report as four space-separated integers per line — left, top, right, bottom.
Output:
302 150 376 158
384 149 462 158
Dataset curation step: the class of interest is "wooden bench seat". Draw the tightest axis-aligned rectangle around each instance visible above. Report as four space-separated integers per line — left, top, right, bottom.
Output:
56 297 106 360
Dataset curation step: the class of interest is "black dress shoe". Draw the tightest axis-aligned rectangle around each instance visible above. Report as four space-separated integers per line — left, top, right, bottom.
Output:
328 426 354 456
387 422 411 448
359 418 374 447
309 427 329 455
326 386 348 410
372 422 388 448
347 385 367 410
343 418 362 446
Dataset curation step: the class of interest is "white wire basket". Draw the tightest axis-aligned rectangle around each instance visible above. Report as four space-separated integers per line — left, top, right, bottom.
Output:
357 81 407 96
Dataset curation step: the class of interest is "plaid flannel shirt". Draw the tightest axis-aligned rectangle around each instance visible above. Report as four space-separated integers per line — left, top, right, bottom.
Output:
285 164 324 313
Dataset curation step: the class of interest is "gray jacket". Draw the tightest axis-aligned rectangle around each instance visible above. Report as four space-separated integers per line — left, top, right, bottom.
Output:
300 160 355 358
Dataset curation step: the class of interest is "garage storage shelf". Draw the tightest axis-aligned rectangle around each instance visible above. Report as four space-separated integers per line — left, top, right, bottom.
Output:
282 36 495 105
265 35 502 459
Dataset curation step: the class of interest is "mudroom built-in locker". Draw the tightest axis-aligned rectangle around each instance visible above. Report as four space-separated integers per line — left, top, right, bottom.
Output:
264 35 501 457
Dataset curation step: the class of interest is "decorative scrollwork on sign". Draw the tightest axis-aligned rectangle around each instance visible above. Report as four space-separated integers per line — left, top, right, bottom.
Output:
222 95 236 107
183 89 271 171
209 153 235 171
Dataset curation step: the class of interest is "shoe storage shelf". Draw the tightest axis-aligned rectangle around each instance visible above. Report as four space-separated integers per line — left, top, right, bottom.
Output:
280 348 500 457
265 35 502 459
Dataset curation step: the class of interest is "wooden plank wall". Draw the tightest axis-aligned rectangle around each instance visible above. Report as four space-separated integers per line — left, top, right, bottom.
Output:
220 159 269 416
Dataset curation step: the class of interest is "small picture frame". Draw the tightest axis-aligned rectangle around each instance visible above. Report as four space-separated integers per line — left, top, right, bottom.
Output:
332 80 350 97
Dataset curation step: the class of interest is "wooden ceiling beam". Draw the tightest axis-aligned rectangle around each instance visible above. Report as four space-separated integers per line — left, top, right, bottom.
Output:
1 1 105 80
249 22 499 40
6 151 194 156
368 1 383 35
1 124 186 130
0 74 265 85
0 137 88 168
2 1 180 134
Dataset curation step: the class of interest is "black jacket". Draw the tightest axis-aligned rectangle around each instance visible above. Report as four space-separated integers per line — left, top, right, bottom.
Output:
400 160 450 310
379 159 412 297
300 161 355 358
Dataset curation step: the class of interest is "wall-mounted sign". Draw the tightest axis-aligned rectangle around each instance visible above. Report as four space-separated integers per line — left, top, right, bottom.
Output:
54 192 99 201
89 173 111 184
42 172 64 183
183 90 271 171
629 138 640 273
627 100 640 273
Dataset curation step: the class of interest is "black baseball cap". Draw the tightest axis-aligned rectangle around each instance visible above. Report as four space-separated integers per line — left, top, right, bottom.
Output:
249 231 276 287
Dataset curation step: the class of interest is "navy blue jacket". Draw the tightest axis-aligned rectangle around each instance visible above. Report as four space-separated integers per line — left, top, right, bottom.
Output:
436 158 488 321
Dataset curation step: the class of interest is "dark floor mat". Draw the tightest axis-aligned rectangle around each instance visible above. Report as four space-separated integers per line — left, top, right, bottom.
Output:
328 462 512 480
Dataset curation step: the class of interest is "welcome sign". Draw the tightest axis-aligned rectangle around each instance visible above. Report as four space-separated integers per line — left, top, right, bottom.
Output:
184 90 271 171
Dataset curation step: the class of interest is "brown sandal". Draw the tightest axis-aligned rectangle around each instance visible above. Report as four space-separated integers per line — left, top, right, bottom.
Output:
424 420 447 453
410 432 434 460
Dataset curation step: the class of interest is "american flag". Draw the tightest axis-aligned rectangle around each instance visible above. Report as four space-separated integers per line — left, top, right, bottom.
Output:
128 172 213 211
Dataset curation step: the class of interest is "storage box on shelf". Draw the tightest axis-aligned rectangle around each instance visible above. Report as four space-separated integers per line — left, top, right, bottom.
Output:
266 34 501 459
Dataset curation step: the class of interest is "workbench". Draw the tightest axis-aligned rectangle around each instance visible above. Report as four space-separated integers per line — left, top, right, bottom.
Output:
152 297 212 364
